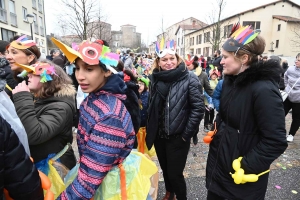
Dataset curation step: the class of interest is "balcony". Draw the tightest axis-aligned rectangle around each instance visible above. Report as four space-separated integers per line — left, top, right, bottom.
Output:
40 26 44 36
0 8 7 23
32 0 37 9
10 12 17 27
34 23 39 34
38 3 43 13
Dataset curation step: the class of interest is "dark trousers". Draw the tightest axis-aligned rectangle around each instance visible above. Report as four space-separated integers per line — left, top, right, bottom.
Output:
207 190 227 200
204 108 215 126
284 98 300 136
154 136 190 200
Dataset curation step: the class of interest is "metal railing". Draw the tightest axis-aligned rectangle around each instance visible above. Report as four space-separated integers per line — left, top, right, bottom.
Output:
10 12 17 27
0 8 7 23
40 26 44 36
32 0 37 9
34 23 39 34
38 3 43 13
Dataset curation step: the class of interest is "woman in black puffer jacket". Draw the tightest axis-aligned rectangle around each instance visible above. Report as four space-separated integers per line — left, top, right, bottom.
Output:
0 115 43 200
146 45 205 200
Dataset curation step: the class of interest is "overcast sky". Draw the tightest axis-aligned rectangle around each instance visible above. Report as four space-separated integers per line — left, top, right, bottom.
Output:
44 0 300 45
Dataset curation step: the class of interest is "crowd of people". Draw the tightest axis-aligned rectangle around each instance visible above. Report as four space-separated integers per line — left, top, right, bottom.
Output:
0 21 299 200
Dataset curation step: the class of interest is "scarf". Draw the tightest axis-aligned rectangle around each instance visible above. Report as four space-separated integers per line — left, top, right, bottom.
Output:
146 62 187 148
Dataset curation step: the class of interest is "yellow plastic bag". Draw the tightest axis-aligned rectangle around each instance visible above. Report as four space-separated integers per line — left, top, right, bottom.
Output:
48 160 66 199
137 127 156 158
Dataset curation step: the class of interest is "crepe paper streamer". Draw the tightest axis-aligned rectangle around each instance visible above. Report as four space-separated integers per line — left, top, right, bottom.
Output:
72 43 79 51
282 167 286 170
244 32 259 45
40 70 53 83
17 70 29 78
287 164 293 167
275 185 281 189
5 84 12 91
292 190 298 194
160 37 165 50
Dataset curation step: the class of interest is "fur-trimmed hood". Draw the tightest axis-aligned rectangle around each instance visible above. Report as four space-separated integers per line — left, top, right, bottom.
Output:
226 59 282 87
54 83 76 97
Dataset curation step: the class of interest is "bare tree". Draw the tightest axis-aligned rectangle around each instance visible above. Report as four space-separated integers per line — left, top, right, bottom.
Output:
203 0 230 54
57 0 110 42
290 12 300 48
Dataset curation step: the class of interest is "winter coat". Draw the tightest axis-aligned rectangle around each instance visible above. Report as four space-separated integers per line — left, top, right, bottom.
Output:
13 84 77 169
58 74 135 200
149 70 205 142
140 90 149 127
204 79 218 105
52 55 65 69
0 115 44 200
198 70 213 96
212 56 223 72
124 56 134 70
284 65 300 103
206 60 288 200
212 80 223 112
0 57 18 98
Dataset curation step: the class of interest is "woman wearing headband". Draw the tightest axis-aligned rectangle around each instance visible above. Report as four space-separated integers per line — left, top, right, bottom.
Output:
205 23 287 200
147 39 204 200
51 38 135 199
12 61 77 170
5 35 40 83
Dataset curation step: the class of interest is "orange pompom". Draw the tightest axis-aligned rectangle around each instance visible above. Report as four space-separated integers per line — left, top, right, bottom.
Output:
203 136 212 144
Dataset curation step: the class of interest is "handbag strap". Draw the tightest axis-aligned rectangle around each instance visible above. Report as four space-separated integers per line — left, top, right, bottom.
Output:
287 76 300 94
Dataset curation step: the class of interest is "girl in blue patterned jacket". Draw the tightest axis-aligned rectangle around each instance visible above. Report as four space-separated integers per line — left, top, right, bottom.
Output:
52 38 135 200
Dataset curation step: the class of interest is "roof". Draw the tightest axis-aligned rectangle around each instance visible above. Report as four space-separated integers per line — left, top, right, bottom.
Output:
175 24 205 35
273 15 300 22
185 0 300 36
121 24 136 27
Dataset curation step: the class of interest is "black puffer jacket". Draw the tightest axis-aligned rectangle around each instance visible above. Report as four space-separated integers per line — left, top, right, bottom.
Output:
13 84 77 169
0 115 43 200
148 68 205 143
206 60 288 200
0 57 18 98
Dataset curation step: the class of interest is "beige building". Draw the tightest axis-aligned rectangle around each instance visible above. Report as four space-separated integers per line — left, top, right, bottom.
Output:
185 0 300 61
111 24 141 52
149 17 206 55
0 0 47 54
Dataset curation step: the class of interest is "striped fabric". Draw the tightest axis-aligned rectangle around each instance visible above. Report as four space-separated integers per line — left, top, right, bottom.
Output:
58 90 135 200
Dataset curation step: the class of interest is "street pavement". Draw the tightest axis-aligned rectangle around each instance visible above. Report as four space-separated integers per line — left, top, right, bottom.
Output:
72 112 300 200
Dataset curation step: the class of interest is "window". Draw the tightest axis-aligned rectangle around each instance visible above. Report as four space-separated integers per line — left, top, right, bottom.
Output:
39 16 43 26
181 36 183 44
196 48 201 55
33 13 37 22
190 37 194 46
22 7 27 21
199 34 202 44
35 37 39 45
242 21 261 29
1 28 16 41
9 0 15 13
224 24 233 38
275 40 279 48
278 24 281 31
204 32 210 43
178 38 180 46
196 36 198 44
0 0 5 9
40 39 44 45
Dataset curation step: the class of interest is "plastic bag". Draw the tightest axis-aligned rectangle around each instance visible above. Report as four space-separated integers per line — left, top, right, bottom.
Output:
64 151 158 200
137 127 156 158
76 86 88 109
48 160 66 199
0 91 30 155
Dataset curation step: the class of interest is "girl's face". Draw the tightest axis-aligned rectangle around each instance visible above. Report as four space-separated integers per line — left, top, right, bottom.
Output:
27 73 43 92
159 53 178 71
211 74 218 80
187 64 194 71
6 46 34 72
75 58 111 93
220 49 242 75
295 57 300 68
138 81 145 94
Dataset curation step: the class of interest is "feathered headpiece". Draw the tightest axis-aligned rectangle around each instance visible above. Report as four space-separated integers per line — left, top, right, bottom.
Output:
15 62 58 83
155 37 176 58
9 35 36 50
51 38 119 74
223 22 261 54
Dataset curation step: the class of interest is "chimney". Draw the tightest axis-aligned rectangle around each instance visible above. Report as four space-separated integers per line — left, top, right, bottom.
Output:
192 20 196 27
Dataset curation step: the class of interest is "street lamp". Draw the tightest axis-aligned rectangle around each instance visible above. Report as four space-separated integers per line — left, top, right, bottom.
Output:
26 14 34 40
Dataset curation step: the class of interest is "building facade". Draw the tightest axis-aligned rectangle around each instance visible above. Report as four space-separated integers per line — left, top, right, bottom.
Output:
0 0 47 54
185 0 300 60
111 24 141 52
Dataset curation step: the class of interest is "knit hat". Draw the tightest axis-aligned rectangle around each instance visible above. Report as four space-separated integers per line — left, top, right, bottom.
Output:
137 77 149 87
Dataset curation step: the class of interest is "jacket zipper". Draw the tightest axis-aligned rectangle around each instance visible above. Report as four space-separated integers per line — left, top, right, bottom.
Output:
208 81 237 190
166 88 171 135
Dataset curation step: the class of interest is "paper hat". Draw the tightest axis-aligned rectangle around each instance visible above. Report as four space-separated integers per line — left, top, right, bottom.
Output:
51 37 118 74
155 37 176 58
137 77 150 87
209 69 219 78
16 62 57 83
223 22 261 53
8 35 36 50
185 54 196 66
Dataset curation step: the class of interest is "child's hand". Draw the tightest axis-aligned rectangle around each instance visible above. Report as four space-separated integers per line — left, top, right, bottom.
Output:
12 81 30 94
